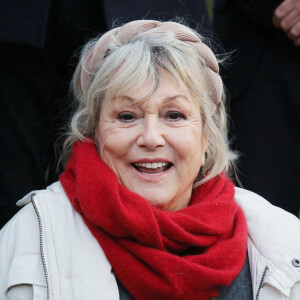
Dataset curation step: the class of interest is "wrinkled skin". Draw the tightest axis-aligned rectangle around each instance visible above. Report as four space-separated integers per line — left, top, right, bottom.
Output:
95 74 207 211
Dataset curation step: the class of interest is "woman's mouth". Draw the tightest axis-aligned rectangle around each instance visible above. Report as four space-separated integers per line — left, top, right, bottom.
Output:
132 162 172 174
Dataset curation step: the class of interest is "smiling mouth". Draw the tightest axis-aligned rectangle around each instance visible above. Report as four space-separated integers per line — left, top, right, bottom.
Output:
132 162 173 174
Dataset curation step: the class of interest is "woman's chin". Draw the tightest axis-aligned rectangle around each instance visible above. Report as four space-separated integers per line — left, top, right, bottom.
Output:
129 185 187 211
134 186 172 209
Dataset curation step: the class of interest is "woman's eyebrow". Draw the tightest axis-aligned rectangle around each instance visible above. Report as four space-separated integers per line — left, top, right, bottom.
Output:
162 95 191 103
111 95 136 106
112 94 191 104
120 95 135 101
112 95 133 101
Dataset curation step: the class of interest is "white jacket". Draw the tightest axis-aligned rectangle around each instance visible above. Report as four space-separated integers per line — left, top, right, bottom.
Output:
0 182 299 300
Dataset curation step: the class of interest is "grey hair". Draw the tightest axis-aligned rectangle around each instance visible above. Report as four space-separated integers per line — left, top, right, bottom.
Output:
62 24 237 186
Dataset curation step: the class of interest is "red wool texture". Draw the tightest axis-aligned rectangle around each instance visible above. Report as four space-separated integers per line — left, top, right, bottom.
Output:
60 140 248 300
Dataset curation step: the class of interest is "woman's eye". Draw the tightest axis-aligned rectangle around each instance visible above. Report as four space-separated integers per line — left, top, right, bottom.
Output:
117 112 136 122
166 111 186 121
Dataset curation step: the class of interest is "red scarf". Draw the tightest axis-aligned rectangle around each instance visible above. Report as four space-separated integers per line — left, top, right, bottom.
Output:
60 140 248 300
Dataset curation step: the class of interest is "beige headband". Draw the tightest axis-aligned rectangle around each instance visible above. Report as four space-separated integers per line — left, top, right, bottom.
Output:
80 20 222 106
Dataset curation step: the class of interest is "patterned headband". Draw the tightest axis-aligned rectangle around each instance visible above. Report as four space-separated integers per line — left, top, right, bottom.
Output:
80 20 222 106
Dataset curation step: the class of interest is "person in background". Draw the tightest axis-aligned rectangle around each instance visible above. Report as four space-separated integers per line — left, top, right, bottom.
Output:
213 0 300 216
0 20 299 300
0 0 211 228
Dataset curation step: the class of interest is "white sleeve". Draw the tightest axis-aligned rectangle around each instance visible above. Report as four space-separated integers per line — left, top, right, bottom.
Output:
0 205 47 300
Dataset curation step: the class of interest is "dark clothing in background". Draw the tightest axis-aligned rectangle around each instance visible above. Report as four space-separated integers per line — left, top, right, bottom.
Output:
0 0 210 228
0 0 107 228
213 0 300 215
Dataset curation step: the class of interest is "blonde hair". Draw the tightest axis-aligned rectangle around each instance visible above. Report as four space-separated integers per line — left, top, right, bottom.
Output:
62 21 236 186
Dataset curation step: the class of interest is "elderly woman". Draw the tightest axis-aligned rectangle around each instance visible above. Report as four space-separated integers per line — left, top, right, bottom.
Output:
0 20 299 300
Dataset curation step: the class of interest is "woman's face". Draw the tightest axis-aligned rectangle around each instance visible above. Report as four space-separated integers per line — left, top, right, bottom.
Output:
95 74 207 211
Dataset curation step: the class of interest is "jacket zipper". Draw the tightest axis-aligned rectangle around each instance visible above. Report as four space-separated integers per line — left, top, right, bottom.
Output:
256 266 268 300
31 193 51 300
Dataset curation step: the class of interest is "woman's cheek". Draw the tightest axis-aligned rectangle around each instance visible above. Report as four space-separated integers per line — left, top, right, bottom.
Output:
100 141 125 184
100 133 130 159
174 124 203 156
98 122 129 157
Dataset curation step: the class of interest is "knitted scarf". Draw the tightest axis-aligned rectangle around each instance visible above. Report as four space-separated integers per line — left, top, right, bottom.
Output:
60 140 248 300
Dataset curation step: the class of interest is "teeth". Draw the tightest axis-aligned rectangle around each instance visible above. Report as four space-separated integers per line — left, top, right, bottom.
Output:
134 162 169 169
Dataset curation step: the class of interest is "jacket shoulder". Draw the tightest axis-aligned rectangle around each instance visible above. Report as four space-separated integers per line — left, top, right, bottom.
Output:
0 182 66 296
235 187 300 299
234 187 300 250
234 187 300 230
0 196 41 262
0 196 46 297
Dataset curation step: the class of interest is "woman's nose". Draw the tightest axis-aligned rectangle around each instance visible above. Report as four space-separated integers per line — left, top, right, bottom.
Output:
137 115 165 149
